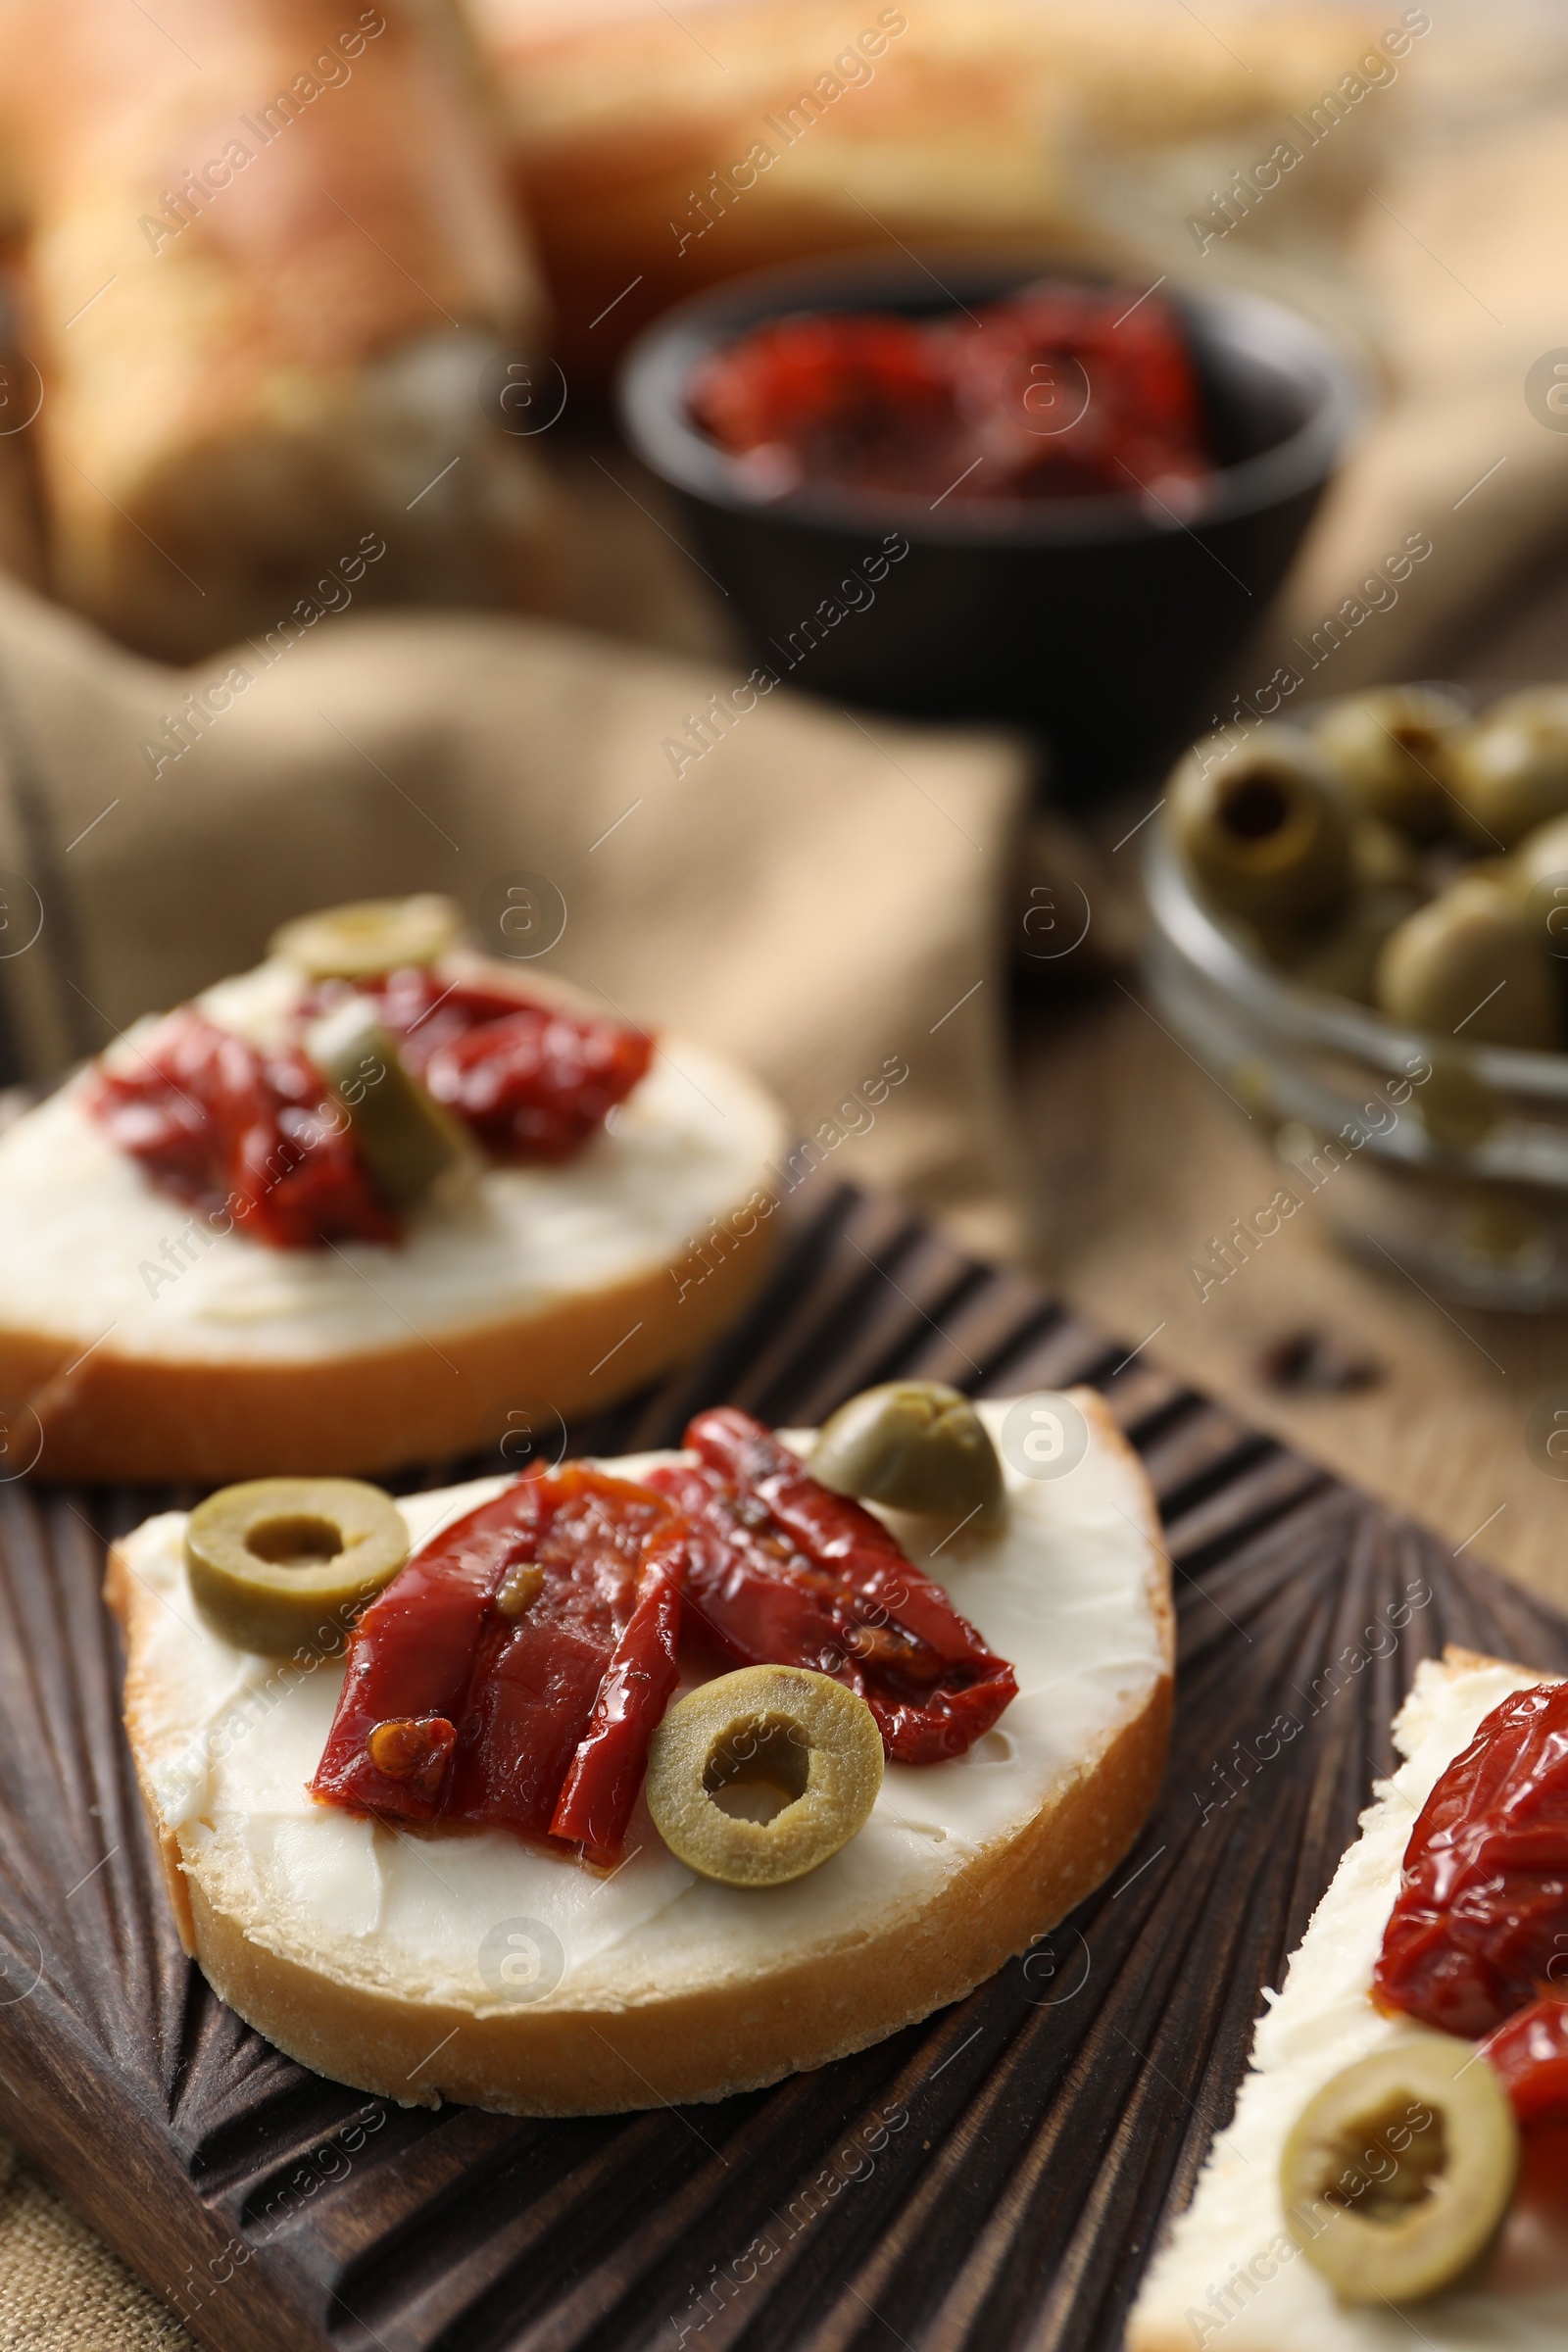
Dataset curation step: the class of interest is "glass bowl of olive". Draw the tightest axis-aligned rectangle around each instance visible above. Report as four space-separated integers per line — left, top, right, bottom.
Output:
1144 684 1568 1308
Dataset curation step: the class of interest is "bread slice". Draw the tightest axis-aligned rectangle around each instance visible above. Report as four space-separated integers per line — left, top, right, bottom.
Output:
106 1390 1172 2117
1128 1645 1567 2352
0 953 785 1482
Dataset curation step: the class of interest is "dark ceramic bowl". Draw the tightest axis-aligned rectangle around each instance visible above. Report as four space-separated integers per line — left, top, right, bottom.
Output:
617 251 1365 793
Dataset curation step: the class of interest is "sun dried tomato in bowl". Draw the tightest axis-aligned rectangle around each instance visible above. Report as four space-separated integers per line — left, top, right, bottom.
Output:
687 281 1215 508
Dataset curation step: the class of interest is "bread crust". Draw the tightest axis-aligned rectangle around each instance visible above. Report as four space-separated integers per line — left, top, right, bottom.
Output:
0 0 550 658
107 1387 1174 2115
9 1206 773 1483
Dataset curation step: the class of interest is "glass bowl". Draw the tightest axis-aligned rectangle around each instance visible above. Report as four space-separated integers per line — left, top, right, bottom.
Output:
1143 821 1568 1311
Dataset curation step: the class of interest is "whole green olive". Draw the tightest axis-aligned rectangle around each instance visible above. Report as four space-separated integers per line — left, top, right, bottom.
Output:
1170 728 1353 932
1350 816 1423 895
808 1381 1005 1530
1488 684 1568 731
1284 889 1419 1006
1513 808 1568 892
1449 701 1568 849
305 997 472 1212
1374 876 1560 1050
1281 2034 1517 2304
1314 685 1467 840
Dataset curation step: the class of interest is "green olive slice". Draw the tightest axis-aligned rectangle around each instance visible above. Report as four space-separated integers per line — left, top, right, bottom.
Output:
1314 686 1466 840
270 894 463 980
645 1665 883 1886
1374 876 1559 1050
1170 728 1353 934
185 1476 409 1655
808 1381 1005 1530
1281 2034 1518 2304
305 996 472 1211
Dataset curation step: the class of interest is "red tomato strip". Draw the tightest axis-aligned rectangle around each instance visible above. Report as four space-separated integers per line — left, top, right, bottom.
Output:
689 283 1213 506
313 1467 686 1863
341 967 654 1163
88 1009 396 1250
551 1537 685 1863
644 1407 1016 1764
1376 1679 1568 2038
90 968 653 1249
1482 1995 1568 2126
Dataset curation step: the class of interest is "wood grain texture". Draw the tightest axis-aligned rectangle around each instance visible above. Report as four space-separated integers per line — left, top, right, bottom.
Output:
1 1178 1565 2352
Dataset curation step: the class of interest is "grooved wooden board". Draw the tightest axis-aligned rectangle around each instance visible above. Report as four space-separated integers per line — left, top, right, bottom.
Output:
2 1181 1566 2352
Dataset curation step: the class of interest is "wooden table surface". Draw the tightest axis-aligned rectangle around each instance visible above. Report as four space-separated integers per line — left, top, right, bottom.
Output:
550 427 1568 1617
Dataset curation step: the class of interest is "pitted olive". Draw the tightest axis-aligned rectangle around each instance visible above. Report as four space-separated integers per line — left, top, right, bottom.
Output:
1374 876 1559 1050
306 997 472 1211
645 1665 883 1886
186 1476 409 1654
1488 685 1568 731
1314 686 1467 840
808 1381 1005 1530
1170 728 1353 931
1513 809 1568 892
1450 703 1568 849
1284 890 1418 1006
1350 817 1422 896
270 895 462 980
1281 2034 1517 2303
1510 810 1568 970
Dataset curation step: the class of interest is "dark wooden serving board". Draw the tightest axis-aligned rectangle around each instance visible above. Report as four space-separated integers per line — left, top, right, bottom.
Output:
2 1182 1566 2352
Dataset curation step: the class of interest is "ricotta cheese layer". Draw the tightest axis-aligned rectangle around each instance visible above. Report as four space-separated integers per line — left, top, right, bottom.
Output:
1130 1654 1568 2352
123 1399 1169 2013
0 959 780 1358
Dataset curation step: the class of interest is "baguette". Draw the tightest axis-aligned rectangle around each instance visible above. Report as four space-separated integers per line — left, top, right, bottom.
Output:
0 950 785 1481
0 0 552 660
470 0 1394 377
1128 1645 1568 2352
106 1391 1173 2115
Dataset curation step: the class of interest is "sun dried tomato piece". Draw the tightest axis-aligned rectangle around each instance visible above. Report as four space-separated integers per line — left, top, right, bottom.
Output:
326 966 654 1163
644 1406 1016 1763
88 1007 396 1250
689 282 1213 505
91 961 655 1244
313 1464 688 1864
1375 1679 1568 2039
1482 1994 1568 2126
